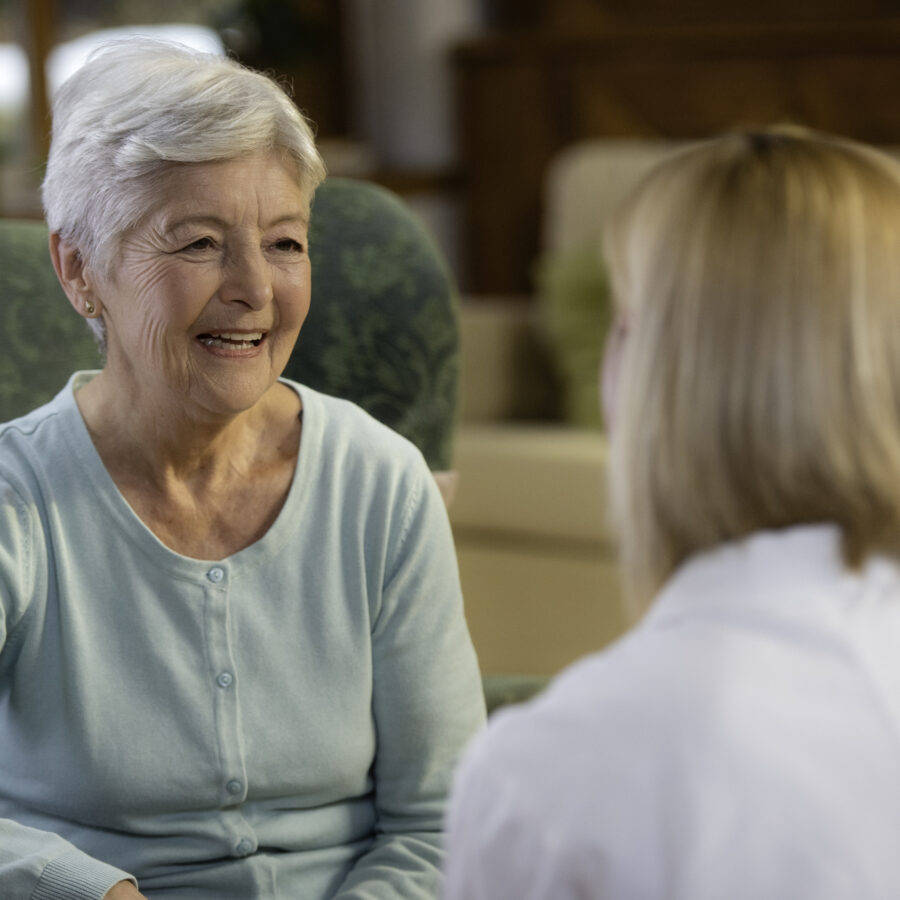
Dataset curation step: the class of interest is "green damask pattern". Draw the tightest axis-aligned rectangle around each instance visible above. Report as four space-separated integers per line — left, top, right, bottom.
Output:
0 178 459 470
288 177 459 470
0 220 101 420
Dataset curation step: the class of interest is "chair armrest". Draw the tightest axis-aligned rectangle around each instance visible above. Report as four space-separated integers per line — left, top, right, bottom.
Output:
482 674 550 716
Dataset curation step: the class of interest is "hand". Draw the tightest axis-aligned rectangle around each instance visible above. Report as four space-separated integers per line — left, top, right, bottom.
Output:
103 881 147 899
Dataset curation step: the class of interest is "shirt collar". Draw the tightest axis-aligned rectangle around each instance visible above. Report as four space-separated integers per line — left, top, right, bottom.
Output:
640 524 888 633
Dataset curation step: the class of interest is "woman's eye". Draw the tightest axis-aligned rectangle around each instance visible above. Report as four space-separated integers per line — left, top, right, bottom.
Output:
272 239 305 253
182 237 215 252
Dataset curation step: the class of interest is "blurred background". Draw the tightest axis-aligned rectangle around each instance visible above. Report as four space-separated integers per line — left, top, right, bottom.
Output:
3 0 899 677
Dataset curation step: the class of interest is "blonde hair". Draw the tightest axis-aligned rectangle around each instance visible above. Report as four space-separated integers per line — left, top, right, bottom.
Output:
603 127 900 610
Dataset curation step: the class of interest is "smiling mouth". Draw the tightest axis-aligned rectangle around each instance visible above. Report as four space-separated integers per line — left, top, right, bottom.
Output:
196 331 266 350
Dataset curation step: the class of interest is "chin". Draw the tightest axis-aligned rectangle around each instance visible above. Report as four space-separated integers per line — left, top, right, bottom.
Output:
197 373 276 418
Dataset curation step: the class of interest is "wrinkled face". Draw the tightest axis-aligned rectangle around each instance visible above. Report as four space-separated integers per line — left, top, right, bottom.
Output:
96 151 311 420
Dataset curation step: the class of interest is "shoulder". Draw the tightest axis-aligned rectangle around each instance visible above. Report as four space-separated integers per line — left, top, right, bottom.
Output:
290 381 429 513
454 629 686 807
0 377 89 545
458 604 866 809
0 378 76 473
0 405 61 505
0 393 67 528
446 636 672 897
287 381 439 552
0 452 46 632
445 634 706 898
292 381 424 469
0 397 64 448
452 619 783 830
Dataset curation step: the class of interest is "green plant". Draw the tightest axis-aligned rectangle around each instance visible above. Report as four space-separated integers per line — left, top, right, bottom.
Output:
534 244 612 430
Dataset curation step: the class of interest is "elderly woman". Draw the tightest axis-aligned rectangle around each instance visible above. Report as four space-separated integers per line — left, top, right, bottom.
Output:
445 128 900 898
0 40 485 900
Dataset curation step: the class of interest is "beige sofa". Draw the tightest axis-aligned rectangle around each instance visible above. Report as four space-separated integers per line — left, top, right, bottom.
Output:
450 141 686 677
452 137 900 679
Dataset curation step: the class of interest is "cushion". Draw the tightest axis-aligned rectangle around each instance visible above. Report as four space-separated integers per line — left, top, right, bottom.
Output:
282 177 460 471
0 219 101 420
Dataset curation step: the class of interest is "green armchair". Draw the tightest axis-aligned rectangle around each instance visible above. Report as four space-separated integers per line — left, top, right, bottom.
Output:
0 177 548 714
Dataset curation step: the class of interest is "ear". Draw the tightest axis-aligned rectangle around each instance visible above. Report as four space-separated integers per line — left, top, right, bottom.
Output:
49 233 102 319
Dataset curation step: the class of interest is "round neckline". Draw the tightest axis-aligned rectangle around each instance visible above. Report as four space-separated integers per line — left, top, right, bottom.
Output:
61 371 319 581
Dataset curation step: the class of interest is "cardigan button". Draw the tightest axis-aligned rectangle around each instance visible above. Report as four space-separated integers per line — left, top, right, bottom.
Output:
207 567 225 583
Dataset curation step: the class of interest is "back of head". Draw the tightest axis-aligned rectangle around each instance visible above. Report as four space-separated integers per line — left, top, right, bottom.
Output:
604 127 900 608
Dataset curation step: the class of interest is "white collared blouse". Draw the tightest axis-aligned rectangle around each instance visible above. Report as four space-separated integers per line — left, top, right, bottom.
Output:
445 525 900 900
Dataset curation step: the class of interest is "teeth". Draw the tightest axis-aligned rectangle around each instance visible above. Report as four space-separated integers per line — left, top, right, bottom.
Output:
202 337 257 349
199 331 264 350
209 331 263 341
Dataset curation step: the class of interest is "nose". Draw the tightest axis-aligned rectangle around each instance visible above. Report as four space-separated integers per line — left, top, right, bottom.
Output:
220 244 274 309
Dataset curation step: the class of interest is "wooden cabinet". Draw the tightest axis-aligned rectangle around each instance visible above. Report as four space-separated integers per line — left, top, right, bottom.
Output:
454 20 900 293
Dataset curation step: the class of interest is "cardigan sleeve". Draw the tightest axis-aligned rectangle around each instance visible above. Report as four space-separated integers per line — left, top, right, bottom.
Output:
0 478 137 900
332 462 487 898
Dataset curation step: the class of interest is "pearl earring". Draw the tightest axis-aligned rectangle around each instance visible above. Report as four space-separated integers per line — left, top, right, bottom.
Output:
85 301 95 315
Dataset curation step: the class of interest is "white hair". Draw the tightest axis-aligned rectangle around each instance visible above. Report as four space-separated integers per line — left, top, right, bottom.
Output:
42 38 327 351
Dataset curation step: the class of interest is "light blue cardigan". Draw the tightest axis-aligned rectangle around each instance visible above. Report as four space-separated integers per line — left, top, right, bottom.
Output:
0 373 486 899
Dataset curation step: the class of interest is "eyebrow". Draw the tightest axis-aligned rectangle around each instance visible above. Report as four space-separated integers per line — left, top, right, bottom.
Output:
164 212 309 231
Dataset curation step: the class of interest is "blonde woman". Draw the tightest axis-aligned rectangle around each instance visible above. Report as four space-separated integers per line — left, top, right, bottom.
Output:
444 128 900 899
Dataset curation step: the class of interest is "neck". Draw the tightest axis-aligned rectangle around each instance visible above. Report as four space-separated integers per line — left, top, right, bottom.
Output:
75 368 281 494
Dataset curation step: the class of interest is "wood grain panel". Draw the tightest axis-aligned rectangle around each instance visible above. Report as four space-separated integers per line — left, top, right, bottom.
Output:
455 20 900 292
458 56 560 294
